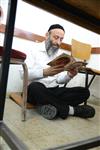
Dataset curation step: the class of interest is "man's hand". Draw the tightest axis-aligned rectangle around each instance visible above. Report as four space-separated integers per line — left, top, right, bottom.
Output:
67 56 78 78
43 64 64 77
67 68 78 78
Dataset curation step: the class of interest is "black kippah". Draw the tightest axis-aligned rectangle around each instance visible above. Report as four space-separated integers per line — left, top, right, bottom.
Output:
48 24 65 32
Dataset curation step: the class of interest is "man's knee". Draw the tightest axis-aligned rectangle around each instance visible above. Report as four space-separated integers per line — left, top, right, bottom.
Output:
28 82 45 91
84 88 90 99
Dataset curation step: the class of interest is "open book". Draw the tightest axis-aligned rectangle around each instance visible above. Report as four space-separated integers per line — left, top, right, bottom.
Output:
47 53 87 71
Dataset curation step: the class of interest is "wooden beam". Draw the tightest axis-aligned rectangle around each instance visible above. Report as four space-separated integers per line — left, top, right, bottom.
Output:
0 24 100 54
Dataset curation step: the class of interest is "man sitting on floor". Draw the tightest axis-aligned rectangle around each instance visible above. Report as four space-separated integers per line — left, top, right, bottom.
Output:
23 24 95 120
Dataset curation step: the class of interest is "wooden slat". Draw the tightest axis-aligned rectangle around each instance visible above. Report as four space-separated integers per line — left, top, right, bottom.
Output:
64 0 100 20
9 92 34 109
92 47 100 54
0 24 100 54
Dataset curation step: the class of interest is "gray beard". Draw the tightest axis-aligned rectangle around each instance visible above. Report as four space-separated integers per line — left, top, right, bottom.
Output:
47 47 58 56
45 38 59 56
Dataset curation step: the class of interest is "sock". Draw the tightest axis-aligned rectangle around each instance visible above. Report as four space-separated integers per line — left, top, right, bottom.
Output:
68 106 74 115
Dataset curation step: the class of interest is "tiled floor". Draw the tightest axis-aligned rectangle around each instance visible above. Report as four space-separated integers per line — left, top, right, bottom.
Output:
0 97 100 150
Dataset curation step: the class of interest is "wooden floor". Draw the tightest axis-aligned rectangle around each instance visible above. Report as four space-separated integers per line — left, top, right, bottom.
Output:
0 96 100 150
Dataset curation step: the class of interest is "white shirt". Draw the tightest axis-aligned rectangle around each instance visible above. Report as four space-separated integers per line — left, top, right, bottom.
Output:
22 41 72 87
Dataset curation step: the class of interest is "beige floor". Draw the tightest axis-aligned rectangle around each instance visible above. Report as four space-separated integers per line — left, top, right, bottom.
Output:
0 97 100 150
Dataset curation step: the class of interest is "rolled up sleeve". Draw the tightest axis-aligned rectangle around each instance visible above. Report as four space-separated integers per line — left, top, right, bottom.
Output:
56 71 71 84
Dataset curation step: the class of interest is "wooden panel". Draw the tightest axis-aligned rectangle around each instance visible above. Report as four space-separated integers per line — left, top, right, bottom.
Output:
64 0 100 20
0 24 45 42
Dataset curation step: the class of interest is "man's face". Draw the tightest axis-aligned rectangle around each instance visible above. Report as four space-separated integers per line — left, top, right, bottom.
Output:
45 29 65 56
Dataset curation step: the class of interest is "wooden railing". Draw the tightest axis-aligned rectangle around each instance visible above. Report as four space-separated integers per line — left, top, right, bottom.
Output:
0 24 100 54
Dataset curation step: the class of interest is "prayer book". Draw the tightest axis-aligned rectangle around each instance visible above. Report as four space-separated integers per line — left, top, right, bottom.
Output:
47 53 87 71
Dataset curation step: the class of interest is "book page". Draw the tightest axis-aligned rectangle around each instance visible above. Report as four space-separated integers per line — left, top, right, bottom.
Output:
47 53 72 66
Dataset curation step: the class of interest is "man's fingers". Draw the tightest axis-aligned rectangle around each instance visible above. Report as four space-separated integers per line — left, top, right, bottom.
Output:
52 67 64 73
52 64 64 69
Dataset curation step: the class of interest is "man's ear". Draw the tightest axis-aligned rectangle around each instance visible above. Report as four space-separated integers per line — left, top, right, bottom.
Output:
45 32 49 40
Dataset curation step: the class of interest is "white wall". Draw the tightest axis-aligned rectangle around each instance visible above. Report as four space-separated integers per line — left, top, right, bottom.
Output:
0 0 100 98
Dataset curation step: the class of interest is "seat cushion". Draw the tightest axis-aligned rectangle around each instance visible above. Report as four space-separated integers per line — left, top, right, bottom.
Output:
0 46 26 60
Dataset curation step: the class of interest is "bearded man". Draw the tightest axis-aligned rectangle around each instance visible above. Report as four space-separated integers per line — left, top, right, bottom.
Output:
25 24 95 120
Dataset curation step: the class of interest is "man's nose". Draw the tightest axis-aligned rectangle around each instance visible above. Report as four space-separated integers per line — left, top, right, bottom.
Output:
57 39 61 45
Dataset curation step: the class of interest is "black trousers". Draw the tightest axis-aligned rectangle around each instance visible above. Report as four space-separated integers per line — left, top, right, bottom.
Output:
27 82 90 118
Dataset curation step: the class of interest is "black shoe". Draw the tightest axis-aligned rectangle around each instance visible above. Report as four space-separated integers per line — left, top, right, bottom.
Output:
74 105 95 118
37 104 58 120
